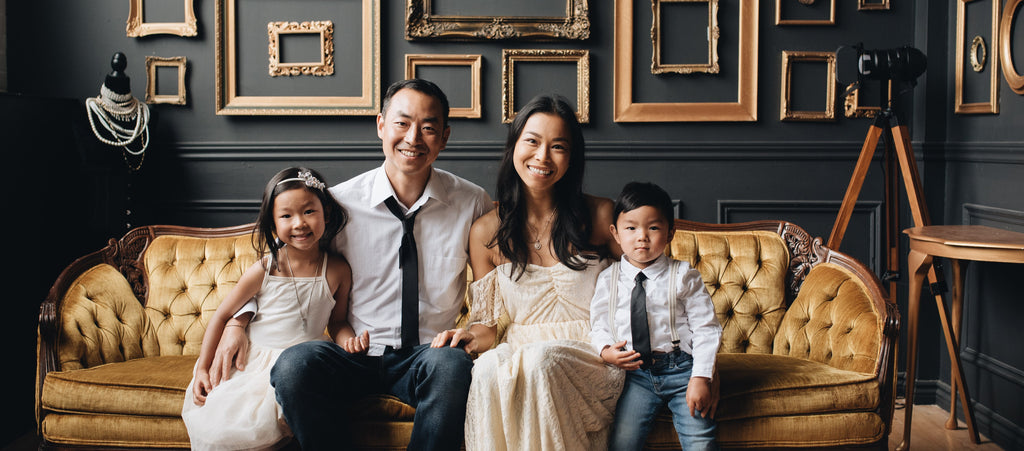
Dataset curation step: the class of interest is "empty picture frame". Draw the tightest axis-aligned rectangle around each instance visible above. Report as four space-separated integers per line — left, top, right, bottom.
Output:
955 0 1000 114
858 0 890 11
502 49 590 123
405 0 590 40
780 50 837 121
652 0 719 74
843 81 892 118
775 0 836 26
127 0 198 37
268 21 335 77
215 0 380 115
1001 0 1024 94
405 54 482 118
614 0 757 122
145 56 187 105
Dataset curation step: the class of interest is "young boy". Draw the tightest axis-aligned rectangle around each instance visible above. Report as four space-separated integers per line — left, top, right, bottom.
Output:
589 181 723 451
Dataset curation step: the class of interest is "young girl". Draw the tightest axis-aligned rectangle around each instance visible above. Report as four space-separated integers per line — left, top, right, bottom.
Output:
182 167 353 450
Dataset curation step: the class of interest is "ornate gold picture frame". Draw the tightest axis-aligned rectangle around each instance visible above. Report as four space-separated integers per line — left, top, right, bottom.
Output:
843 81 892 119
775 0 836 26
145 56 187 105
502 49 590 124
652 0 719 74
858 0 890 11
1001 0 1024 94
268 21 335 77
405 0 590 41
780 50 836 121
405 54 483 119
614 0 757 122
955 0 1000 114
215 0 380 115
127 0 198 37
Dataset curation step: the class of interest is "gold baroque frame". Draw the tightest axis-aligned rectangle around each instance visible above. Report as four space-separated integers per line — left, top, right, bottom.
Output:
502 49 590 124
858 0 890 11
405 0 590 41
956 0 1000 113
127 0 198 37
1001 0 1024 94
215 0 380 116
652 0 720 74
775 0 836 26
843 81 892 118
268 21 335 77
614 0 757 122
780 50 836 121
405 54 483 119
145 56 187 105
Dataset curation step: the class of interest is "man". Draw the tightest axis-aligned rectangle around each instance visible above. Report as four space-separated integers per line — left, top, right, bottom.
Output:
213 79 492 450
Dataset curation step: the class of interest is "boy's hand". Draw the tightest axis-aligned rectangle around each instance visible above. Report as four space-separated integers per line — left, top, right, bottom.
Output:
340 330 370 354
687 376 716 419
600 341 643 370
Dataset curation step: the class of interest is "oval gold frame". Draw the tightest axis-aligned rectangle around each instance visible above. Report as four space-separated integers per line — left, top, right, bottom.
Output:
1001 0 1024 94
971 35 987 72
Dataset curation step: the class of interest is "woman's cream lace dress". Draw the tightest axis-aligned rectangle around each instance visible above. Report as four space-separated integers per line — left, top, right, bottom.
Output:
465 259 624 451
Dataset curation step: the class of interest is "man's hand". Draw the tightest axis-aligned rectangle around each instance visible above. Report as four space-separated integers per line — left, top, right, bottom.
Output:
687 376 716 419
210 323 249 387
600 341 642 370
340 330 370 354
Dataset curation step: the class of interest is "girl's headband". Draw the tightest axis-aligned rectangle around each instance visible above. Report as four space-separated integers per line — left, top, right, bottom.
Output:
276 171 326 191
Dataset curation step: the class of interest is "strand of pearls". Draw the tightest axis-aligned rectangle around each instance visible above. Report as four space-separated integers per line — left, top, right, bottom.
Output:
85 84 150 156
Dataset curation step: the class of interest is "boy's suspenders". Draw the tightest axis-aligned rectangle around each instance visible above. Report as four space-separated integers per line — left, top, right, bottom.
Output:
607 260 682 352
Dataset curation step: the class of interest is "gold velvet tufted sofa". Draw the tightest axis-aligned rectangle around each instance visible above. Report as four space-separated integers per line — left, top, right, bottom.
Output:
36 219 897 449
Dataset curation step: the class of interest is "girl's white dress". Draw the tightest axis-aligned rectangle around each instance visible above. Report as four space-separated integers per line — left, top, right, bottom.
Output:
182 254 335 451
465 258 624 451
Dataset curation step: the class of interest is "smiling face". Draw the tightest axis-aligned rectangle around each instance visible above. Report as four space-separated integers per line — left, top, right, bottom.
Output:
512 112 572 194
273 188 327 253
377 87 451 183
611 205 673 269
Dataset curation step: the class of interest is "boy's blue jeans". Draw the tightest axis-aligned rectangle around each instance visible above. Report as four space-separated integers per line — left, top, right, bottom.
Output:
609 350 718 451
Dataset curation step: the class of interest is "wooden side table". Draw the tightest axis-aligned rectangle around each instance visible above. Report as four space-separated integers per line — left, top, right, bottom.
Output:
900 225 1024 450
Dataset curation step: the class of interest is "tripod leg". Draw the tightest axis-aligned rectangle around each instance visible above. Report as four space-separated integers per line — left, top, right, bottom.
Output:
829 124 884 249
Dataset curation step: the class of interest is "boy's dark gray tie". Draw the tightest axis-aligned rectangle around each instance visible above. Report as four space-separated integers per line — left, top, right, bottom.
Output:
630 271 651 367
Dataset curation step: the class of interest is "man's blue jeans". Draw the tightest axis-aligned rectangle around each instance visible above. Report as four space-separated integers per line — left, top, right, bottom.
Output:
270 341 473 451
608 350 717 451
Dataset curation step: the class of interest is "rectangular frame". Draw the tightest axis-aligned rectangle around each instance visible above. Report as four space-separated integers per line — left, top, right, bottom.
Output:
614 0 757 122
405 54 482 119
652 0 719 74
775 0 836 26
145 56 187 105
780 50 836 121
858 0 891 11
955 0 1000 114
843 81 892 118
268 21 335 77
127 0 198 37
405 0 590 41
502 49 590 124
215 0 380 116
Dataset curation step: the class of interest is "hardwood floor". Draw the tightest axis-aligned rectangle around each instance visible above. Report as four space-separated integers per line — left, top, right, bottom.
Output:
889 402 1004 450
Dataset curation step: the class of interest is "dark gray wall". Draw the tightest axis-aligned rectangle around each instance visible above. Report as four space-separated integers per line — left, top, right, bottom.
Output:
5 0 1024 448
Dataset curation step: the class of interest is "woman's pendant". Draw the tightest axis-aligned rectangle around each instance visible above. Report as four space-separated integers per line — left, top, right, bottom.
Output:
534 240 542 250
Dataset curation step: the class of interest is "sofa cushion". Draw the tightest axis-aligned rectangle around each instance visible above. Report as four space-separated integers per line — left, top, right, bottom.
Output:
42 355 195 417
715 353 878 421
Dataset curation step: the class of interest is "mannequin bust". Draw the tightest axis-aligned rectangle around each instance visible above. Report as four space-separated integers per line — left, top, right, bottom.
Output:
104 52 132 95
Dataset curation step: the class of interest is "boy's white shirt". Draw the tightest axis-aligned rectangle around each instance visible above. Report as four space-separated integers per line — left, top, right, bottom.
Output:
589 254 722 379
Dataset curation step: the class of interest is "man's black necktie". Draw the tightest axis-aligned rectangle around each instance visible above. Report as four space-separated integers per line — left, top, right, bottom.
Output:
384 197 419 349
630 271 651 367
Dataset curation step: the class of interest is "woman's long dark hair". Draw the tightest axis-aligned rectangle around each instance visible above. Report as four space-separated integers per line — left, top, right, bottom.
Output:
492 94 601 278
254 167 348 268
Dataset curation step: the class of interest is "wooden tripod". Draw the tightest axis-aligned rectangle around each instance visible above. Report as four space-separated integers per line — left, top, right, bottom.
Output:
828 108 978 450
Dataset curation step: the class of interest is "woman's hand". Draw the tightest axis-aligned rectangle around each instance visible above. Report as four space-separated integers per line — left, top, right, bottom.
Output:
340 330 370 354
431 328 479 353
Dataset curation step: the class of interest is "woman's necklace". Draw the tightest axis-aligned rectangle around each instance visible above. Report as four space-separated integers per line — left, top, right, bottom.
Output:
283 246 321 329
526 208 556 251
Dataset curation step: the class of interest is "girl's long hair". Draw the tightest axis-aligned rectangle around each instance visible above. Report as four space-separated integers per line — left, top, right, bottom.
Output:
254 167 348 268
492 94 601 279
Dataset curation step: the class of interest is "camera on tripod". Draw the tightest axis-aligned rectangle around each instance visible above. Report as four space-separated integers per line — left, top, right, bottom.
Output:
837 44 927 98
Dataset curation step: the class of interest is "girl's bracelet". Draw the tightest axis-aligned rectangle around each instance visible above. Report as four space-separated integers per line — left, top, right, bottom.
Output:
226 324 245 328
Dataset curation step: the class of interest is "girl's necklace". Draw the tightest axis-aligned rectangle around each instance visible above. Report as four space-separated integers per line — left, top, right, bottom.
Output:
283 246 321 329
526 209 556 251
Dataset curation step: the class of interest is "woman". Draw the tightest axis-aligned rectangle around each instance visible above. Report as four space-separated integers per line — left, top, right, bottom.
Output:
432 94 624 450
